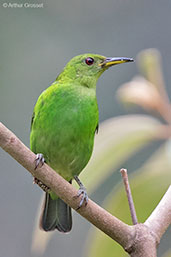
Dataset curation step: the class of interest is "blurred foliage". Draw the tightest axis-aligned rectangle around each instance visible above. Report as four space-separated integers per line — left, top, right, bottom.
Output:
85 49 171 257
32 49 171 256
162 250 171 257
86 143 171 257
1 2 171 256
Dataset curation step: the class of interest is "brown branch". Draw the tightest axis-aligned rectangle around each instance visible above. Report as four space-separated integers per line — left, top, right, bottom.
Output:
145 186 171 244
120 168 138 225
0 122 134 249
0 121 170 256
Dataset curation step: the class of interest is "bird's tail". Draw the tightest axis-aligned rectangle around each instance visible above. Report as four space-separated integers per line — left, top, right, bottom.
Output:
40 192 72 232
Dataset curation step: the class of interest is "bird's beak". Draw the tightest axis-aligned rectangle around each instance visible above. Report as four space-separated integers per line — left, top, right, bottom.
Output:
100 57 134 68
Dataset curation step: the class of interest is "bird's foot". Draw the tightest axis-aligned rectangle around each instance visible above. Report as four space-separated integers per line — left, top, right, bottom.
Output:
35 153 45 169
33 177 50 193
77 185 88 210
74 176 88 210
34 154 49 192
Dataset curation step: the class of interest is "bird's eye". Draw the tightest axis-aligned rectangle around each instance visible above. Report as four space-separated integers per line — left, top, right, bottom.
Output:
85 57 94 65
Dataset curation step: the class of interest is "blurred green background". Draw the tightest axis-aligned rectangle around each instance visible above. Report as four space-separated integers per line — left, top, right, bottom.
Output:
0 1 171 257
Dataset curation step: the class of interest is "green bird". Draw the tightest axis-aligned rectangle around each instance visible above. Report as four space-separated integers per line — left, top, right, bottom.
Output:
30 54 133 232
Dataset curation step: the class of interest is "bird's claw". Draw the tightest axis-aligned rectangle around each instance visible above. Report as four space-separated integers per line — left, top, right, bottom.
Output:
34 154 49 192
33 177 50 193
35 153 45 169
74 175 89 209
76 185 89 210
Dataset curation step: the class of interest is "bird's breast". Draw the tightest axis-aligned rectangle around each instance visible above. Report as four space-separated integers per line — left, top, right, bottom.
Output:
30 84 99 180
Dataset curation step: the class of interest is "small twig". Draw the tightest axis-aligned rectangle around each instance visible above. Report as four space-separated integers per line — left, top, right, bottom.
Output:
120 168 138 225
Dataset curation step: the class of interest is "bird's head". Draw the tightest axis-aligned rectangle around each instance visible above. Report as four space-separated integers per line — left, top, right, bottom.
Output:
57 54 133 88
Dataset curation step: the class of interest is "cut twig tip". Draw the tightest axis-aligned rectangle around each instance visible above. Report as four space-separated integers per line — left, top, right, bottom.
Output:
120 168 138 225
120 168 127 176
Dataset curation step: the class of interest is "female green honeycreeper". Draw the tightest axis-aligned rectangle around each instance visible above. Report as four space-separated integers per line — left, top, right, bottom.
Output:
30 54 133 232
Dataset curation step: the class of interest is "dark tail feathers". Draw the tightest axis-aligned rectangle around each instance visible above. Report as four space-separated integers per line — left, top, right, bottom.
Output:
40 193 72 232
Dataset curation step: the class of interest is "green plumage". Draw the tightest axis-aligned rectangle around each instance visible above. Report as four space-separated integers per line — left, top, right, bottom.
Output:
31 82 98 180
30 54 133 232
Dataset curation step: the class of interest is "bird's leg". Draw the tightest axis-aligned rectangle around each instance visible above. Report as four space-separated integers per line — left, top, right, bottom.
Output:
74 175 88 209
33 153 50 193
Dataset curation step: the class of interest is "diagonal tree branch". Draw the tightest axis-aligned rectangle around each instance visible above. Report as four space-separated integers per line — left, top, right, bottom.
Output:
0 121 170 257
145 186 171 244
0 122 134 249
